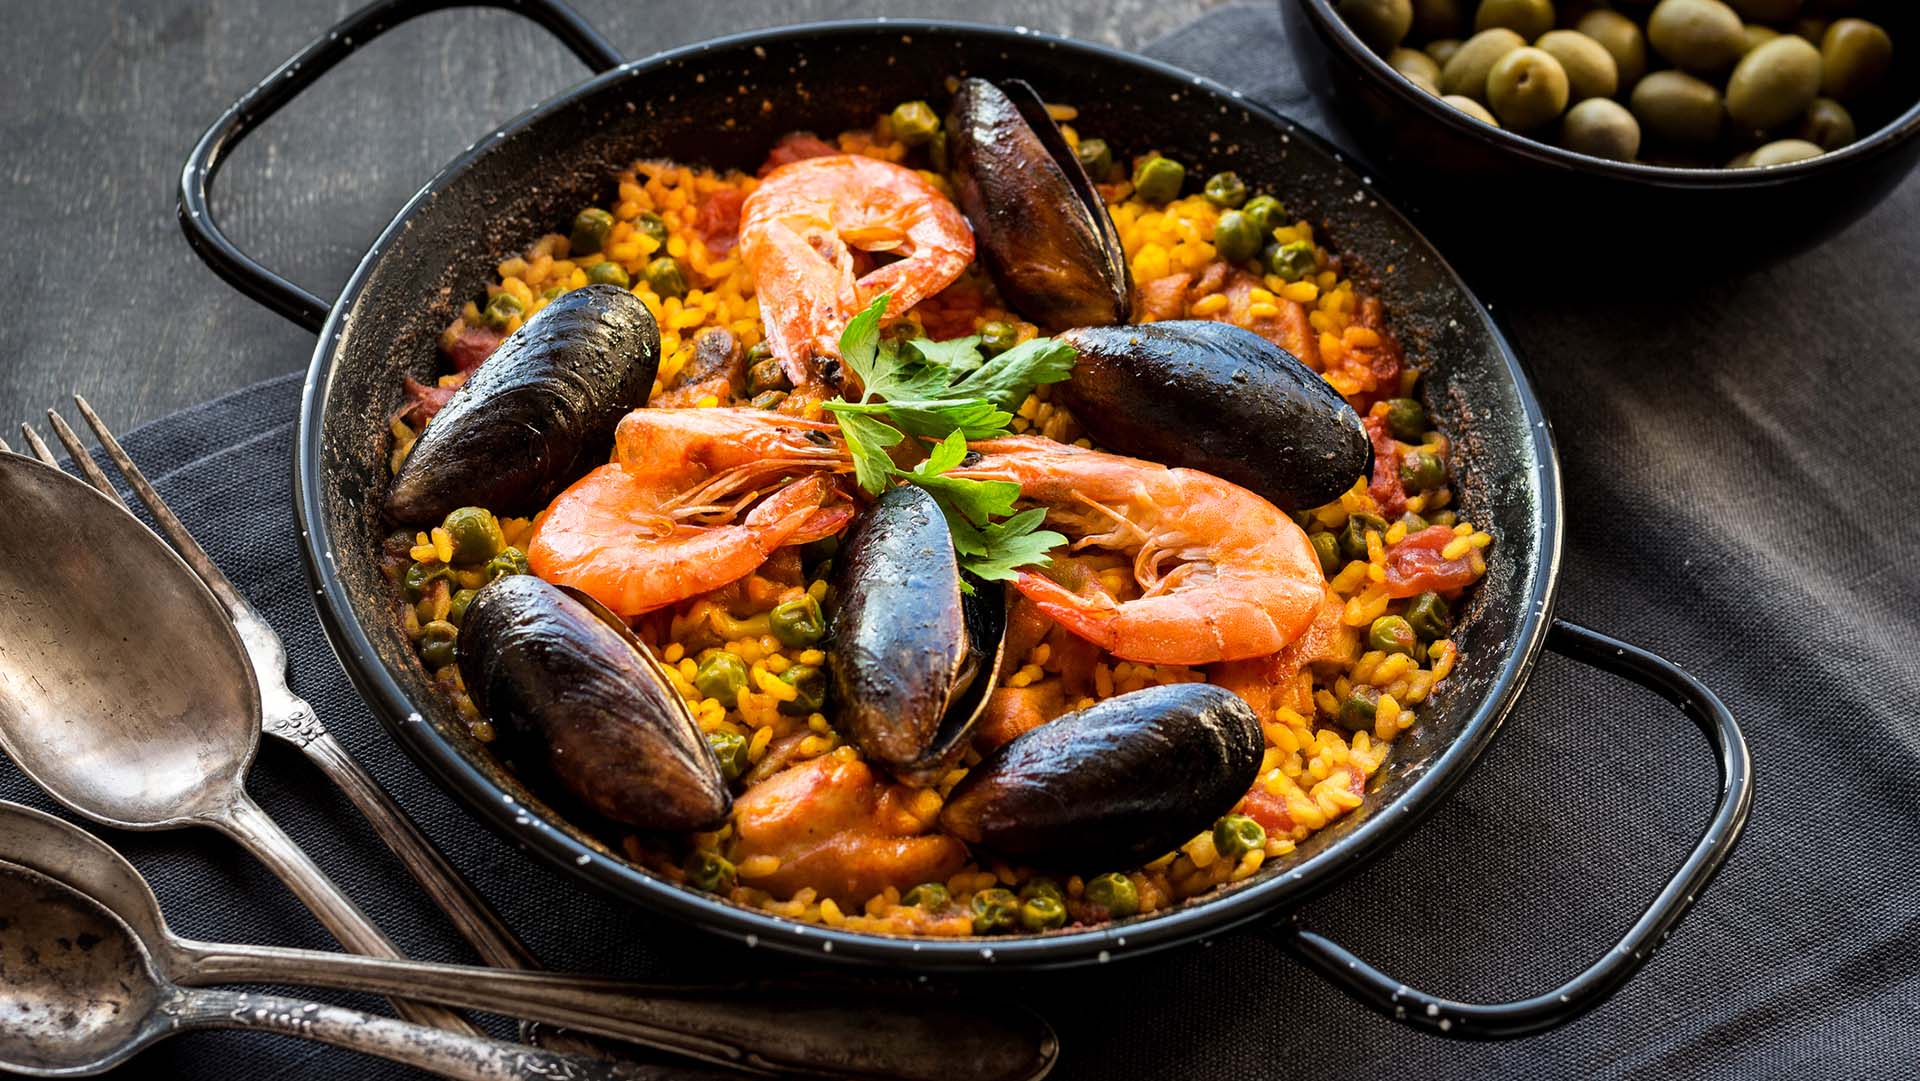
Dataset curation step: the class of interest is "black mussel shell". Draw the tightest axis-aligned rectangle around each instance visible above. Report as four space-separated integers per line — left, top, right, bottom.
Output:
829 485 1006 786
946 77 1131 332
1054 320 1372 512
458 574 729 831
385 285 659 524
939 683 1262 868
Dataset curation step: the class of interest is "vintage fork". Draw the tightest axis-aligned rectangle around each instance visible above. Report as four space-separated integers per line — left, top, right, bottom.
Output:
17 397 547 980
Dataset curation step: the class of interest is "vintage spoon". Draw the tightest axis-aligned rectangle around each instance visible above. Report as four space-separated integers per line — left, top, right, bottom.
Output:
0 860 730 1081
0 452 469 1033
0 800 1058 1081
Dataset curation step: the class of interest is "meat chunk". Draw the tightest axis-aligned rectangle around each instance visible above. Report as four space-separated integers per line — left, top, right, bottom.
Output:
653 327 747 408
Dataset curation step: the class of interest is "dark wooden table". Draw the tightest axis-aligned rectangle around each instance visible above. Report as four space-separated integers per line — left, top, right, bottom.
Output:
0 0 1221 430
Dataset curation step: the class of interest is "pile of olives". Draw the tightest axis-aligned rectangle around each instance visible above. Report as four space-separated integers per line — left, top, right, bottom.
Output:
1335 0 1896 167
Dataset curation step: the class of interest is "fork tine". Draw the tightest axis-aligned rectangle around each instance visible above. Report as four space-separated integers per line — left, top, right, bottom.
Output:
19 423 57 468
72 394 250 614
0 434 12 454
45 409 128 507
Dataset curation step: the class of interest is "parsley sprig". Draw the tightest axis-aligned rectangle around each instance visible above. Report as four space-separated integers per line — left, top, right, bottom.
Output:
820 295 1073 583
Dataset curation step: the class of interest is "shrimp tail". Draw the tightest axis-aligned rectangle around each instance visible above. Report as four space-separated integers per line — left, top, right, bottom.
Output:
788 503 856 546
744 474 832 546
1011 570 1121 655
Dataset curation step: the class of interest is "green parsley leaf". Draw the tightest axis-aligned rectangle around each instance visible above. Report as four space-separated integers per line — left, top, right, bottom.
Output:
838 293 889 401
948 337 1079 410
966 509 1068 584
904 334 985 373
834 411 904 496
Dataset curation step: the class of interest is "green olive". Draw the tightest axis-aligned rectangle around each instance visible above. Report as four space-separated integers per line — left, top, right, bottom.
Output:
569 207 614 255
1338 685 1382 733
1337 0 1414 52
642 257 688 299
1212 814 1267 859
1213 210 1264 265
777 664 827 716
1487 47 1571 130
1384 397 1428 440
418 619 459 670
1075 138 1113 178
1648 0 1747 76
1441 94 1502 126
1727 34 1823 130
403 560 455 600
482 291 524 330
1728 0 1801 20
1821 18 1892 101
1368 614 1418 657
1411 0 1465 40
446 587 480 628
633 211 668 247
684 851 735 894
890 100 940 146
1131 155 1186 203
769 594 826 648
1018 878 1065 904
1406 591 1453 640
1562 98 1643 161
1339 513 1389 562
1310 531 1343 576
978 320 1020 356
1082 873 1141 919
586 260 630 288
695 651 749 709
1576 10 1650 87
1791 16 1828 46
1239 194 1284 237
1399 449 1448 490
1726 149 1757 168
1796 97 1857 150
1747 138 1825 165
1536 31 1620 103
1262 239 1319 281
970 887 1019 933
441 506 505 564
1202 171 1249 208
1441 28 1527 100
1017 894 1067 932
1475 0 1555 41
484 546 530 581
1631 70 1725 144
1741 25 1781 54
707 730 749 782
1426 38 1466 68
903 883 951 910
1390 47 1444 93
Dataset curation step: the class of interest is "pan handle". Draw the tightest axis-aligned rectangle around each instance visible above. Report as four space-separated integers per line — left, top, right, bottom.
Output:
178 0 625 333
1276 618 1753 1039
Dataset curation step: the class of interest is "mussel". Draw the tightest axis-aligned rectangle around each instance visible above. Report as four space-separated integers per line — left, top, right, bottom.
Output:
946 78 1131 332
457 574 730 831
1053 320 1372 512
385 285 660 524
939 683 1262 868
828 484 1007 786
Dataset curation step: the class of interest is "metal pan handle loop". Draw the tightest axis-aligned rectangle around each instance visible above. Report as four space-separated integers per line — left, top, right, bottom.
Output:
1278 618 1753 1038
178 0 624 333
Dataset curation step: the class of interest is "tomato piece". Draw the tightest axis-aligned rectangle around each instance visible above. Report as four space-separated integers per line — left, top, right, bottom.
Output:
1383 525 1477 598
693 187 747 255
1363 413 1407 520
444 324 504 372
757 132 839 176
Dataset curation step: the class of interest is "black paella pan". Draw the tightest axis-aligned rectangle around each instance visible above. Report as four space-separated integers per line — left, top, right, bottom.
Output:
179 0 1753 1039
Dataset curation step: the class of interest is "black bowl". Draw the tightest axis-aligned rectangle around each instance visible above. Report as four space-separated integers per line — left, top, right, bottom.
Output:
1281 0 1920 279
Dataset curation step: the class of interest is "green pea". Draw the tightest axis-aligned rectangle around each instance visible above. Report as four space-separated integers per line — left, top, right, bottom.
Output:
1406 591 1453 640
1213 813 1267 859
1018 878 1064 904
903 882 951 910
1384 397 1428 440
1310 531 1342 576
1399 449 1447 491
745 339 773 363
890 100 941 146
483 291 524 330
1075 137 1113 178
978 320 1019 357
971 887 1019 933
569 208 615 255
777 663 827 716
643 257 689 299
403 560 455 600
1369 615 1417 657
418 619 459 670
634 211 669 247
1082 873 1140 919
484 547 530 581
1263 240 1318 281
1203 171 1249 208
1018 894 1067 932
1339 513 1388 562
1131 155 1186 204
1398 511 1430 532
750 390 789 411
447 588 479 628
747 357 793 396
707 731 749 782
441 506 505 564
539 284 567 301
586 260 630 288
1240 194 1284 237
770 594 826 648
1213 210 1264 265
695 652 749 709
1338 685 1381 733
685 851 736 894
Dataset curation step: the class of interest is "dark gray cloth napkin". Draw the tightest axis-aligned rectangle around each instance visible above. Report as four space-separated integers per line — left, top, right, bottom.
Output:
9 5 1918 1078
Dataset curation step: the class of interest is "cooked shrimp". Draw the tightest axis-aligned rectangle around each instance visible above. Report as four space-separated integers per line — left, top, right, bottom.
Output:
739 154 973 389
952 436 1328 666
528 409 854 616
